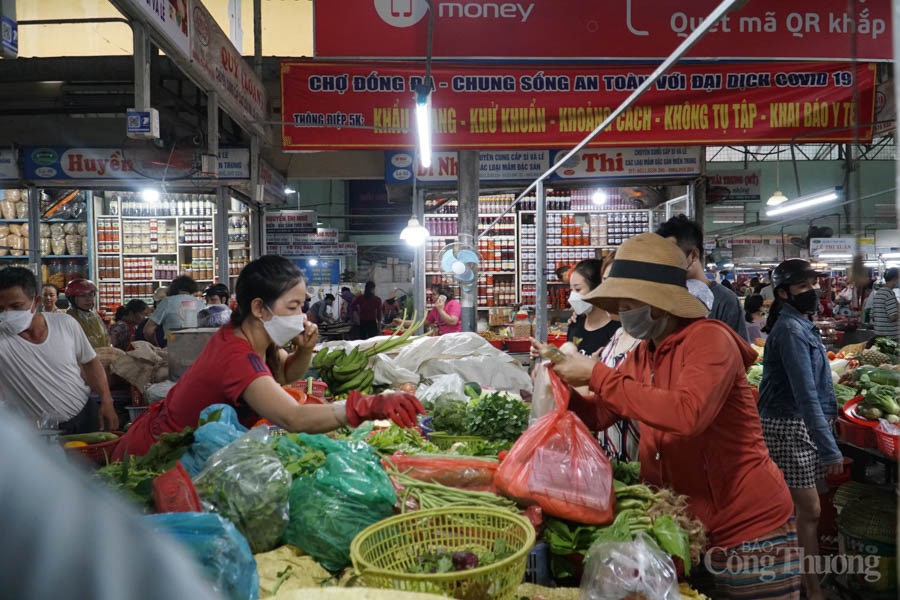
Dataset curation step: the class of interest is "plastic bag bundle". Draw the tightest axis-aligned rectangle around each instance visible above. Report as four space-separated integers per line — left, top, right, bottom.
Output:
496 366 615 525
193 429 291 553
144 512 259 600
529 360 556 423
181 404 248 477
579 533 680 600
283 434 397 572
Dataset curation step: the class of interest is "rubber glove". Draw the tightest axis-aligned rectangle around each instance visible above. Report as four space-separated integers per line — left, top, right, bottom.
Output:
345 390 425 428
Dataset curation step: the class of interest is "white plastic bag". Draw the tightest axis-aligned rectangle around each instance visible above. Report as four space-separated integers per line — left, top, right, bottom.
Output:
579 533 680 600
416 373 469 407
530 361 555 423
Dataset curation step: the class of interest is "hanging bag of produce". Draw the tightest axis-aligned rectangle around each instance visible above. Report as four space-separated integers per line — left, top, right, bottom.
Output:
495 366 615 525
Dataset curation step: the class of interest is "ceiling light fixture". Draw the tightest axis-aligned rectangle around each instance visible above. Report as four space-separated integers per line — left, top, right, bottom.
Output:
766 187 840 217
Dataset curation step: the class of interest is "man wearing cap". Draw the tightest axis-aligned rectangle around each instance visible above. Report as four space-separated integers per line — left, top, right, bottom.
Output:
656 215 749 342
537 233 798 598
0 267 119 433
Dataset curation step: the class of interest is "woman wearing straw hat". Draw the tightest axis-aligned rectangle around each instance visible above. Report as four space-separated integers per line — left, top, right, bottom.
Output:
536 233 799 599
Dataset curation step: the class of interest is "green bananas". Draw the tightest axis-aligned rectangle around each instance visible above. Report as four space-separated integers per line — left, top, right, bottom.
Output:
311 311 426 397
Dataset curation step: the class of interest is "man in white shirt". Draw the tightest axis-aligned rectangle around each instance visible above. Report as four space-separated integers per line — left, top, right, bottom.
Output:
0 267 118 433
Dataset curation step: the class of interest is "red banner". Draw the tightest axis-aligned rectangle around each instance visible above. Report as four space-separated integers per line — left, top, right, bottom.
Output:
280 61 876 151
313 0 891 62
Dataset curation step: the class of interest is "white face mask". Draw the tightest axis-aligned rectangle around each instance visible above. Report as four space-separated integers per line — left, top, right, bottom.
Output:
263 306 306 347
0 302 35 336
619 305 669 340
567 291 594 316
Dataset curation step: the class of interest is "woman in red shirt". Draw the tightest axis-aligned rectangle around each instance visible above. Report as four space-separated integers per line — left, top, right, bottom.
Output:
113 256 423 459
539 233 799 599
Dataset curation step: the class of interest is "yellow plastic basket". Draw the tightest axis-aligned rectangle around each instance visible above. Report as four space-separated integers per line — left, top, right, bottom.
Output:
350 507 536 600
427 432 488 450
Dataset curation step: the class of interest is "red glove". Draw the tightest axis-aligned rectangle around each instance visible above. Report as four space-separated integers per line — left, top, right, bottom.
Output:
345 390 425 428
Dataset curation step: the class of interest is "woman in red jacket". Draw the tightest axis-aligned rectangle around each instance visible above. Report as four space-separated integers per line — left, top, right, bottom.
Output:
542 233 799 600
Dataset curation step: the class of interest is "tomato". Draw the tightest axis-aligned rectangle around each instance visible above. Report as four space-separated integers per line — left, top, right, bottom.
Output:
827 351 836 360
836 352 845 359
848 359 860 369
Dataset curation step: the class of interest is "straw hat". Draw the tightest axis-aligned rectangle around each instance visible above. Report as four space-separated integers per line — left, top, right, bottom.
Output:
582 233 709 319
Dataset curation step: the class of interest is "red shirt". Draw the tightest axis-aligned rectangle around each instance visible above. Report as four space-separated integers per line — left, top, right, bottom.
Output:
571 319 793 549
113 326 272 459
351 294 382 323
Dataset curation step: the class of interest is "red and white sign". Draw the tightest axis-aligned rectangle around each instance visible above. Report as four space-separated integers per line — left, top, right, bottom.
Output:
266 210 317 233
314 0 891 61
552 147 702 180
191 1 266 127
118 0 191 60
281 60 877 151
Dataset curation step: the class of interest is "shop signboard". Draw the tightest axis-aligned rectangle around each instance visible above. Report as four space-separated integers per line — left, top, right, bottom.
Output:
1 13 17 59
268 231 339 245
269 242 357 256
190 1 266 129
706 169 761 203
551 146 701 180
0 148 18 180
259 160 287 207
809 237 856 257
314 0 891 62
385 149 549 184
282 60 877 151
116 0 191 60
292 258 342 286
265 210 317 233
22 146 249 181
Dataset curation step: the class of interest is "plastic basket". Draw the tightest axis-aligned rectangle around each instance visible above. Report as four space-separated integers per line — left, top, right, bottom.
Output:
524 542 551 585
350 507 535 600
487 339 505 350
290 379 329 398
505 338 532 353
874 427 900 459
427 431 489 450
546 334 567 348
836 417 877 448
66 432 123 466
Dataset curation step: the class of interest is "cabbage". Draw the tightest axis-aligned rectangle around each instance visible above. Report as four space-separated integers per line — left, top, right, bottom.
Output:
746 365 764 388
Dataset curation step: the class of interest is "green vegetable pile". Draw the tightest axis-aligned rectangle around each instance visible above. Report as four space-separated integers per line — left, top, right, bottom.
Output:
833 383 857 407
409 539 514 574
430 398 469 436
465 391 530 441
365 424 440 455
387 463 520 514
272 433 328 477
746 364 763 388
446 438 513 457
543 478 705 580
96 427 195 508
874 336 899 356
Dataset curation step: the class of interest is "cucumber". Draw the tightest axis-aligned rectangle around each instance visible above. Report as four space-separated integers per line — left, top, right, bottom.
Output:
59 432 119 444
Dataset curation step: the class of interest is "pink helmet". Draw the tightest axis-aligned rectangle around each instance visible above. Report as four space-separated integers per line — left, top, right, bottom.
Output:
65 278 97 297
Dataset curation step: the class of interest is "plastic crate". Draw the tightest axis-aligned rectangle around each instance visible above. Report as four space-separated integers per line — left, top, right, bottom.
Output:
837 417 877 448
524 542 551 586
874 427 900 459
505 338 532 353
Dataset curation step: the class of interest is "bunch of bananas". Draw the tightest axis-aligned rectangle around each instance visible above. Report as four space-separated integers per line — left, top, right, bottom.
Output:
313 346 375 396
312 312 426 397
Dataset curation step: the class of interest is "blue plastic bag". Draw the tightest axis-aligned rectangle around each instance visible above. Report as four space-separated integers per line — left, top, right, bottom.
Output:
145 512 259 600
283 434 397 572
181 404 248 477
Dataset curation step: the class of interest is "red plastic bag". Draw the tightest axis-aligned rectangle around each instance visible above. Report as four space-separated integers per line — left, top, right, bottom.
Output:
153 461 202 513
495 366 615 525
384 453 499 492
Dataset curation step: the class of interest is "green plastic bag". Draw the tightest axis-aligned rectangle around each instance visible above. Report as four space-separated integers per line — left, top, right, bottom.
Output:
283 433 397 572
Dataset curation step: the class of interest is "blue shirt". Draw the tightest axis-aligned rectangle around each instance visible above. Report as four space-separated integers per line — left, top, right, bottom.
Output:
759 304 841 463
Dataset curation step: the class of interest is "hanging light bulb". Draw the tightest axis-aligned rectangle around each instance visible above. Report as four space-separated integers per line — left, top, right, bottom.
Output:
767 146 789 206
400 216 429 246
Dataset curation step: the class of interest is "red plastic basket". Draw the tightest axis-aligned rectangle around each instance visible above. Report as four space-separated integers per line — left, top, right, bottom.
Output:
66 432 123 466
841 397 879 428
547 333 567 348
487 339 505 350
290 379 329 398
505 338 532 353
153 461 202 513
874 427 900 459
836 417 877 449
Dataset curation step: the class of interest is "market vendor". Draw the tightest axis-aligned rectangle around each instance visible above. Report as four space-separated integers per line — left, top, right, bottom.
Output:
759 259 843 600
566 258 619 356
112 255 424 460
65 278 111 349
425 284 462 335
538 233 799 598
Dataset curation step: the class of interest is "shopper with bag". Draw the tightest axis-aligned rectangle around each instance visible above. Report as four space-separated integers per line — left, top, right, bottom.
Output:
113 256 423 459
541 233 799 599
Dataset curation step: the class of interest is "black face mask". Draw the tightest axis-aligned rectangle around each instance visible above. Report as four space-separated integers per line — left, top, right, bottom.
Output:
787 289 819 314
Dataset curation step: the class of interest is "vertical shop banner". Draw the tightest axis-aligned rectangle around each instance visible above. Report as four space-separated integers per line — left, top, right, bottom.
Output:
190 1 266 129
314 0 891 61
281 61 876 151
706 170 762 203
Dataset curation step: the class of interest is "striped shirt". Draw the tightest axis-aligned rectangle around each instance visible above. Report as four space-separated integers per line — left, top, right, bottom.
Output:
871 287 899 339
